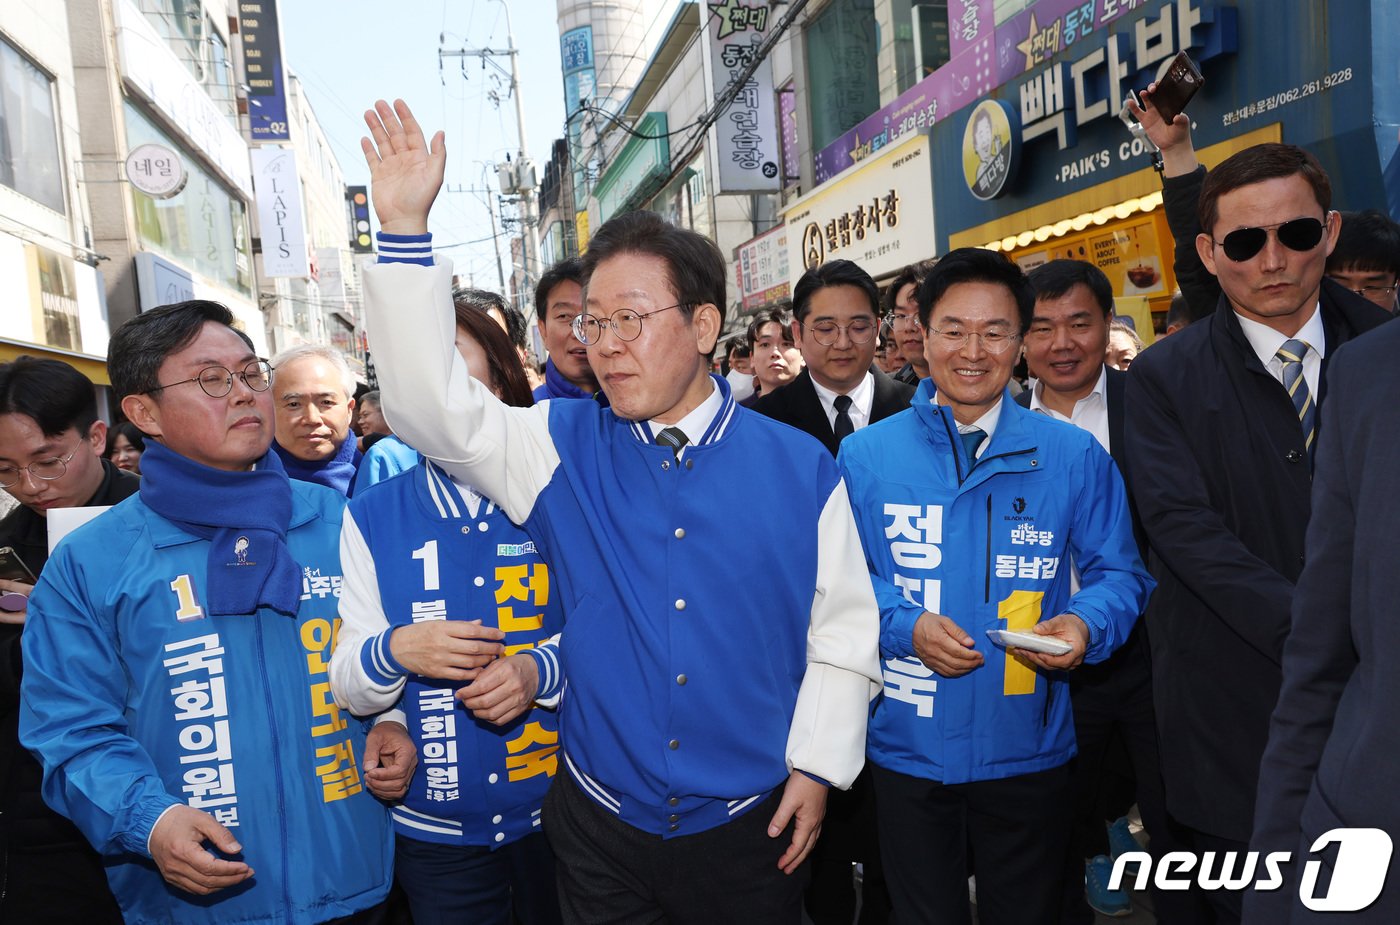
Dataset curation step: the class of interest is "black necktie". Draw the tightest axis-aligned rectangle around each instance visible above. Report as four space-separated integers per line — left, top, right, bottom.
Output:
656 426 689 459
833 394 855 443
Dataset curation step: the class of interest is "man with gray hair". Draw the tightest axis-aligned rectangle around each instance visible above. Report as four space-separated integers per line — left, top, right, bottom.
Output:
270 344 362 495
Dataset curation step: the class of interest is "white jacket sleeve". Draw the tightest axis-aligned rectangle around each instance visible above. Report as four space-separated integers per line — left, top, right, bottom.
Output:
362 258 561 524
330 508 408 717
785 479 883 790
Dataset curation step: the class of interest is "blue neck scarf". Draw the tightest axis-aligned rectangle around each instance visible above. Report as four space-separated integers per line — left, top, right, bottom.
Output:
272 433 361 496
140 441 303 616
537 358 595 401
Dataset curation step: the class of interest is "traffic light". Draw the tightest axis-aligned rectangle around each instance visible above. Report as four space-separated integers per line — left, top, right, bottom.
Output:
348 186 372 253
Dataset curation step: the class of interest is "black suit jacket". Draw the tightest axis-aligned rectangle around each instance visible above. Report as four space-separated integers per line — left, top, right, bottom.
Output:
1018 368 1151 689
1247 318 1400 922
750 368 915 457
1123 279 1390 843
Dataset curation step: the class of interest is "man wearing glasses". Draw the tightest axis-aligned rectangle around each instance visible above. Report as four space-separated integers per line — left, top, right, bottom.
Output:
358 99 880 924
752 259 914 460
19 301 409 924
838 248 1151 925
1124 143 1390 924
885 259 936 386
0 356 136 923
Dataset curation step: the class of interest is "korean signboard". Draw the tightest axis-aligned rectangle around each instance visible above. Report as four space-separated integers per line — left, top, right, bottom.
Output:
734 223 790 311
783 133 935 281
704 0 781 192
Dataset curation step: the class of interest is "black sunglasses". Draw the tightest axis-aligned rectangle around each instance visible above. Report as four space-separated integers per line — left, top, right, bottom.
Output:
1216 216 1327 262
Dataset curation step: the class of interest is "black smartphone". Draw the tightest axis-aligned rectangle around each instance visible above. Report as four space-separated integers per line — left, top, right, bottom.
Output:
1144 51 1204 124
0 546 38 584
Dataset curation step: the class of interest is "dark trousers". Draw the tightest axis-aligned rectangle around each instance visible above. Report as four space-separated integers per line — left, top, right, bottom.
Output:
1168 827 1248 925
1060 638 1195 924
394 830 561 925
872 761 1073 925
805 766 891 925
322 899 390 925
0 842 124 924
542 770 808 924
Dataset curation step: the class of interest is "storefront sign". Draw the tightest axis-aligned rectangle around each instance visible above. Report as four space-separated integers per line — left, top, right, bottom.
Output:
784 133 934 280
1016 215 1169 297
125 144 187 199
813 0 1231 185
112 0 251 195
704 0 781 192
594 113 670 221
250 147 310 278
239 0 291 142
734 223 790 310
134 252 195 313
962 100 1017 199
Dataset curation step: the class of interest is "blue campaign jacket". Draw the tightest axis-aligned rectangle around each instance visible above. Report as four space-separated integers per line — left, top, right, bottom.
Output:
352 434 421 495
839 384 1154 785
346 461 564 848
19 484 392 925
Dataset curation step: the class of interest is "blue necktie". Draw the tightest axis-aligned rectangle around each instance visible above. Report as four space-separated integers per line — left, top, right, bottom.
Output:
960 427 986 466
1276 339 1316 459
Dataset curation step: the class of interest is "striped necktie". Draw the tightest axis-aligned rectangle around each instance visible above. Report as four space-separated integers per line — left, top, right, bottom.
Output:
1276 338 1316 458
656 426 689 459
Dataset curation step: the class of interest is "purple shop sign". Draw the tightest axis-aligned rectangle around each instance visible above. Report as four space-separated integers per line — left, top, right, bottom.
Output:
780 85 799 182
814 0 1144 184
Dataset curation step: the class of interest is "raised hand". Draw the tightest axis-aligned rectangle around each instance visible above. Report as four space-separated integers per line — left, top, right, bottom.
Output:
361 99 445 235
1126 83 1199 176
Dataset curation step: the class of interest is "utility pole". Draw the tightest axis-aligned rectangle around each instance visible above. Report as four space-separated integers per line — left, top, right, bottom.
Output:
439 0 541 321
444 181 507 292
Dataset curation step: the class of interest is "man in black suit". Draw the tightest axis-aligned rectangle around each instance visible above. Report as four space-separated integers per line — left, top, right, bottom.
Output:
752 259 914 458
886 260 936 386
751 258 909 925
1247 319 1400 923
1124 143 1391 924
1020 260 1180 923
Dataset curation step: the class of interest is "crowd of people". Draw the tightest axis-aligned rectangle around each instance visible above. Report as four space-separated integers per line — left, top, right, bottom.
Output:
1 88 1398 925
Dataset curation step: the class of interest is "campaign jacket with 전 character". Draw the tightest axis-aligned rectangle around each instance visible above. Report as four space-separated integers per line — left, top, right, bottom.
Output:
19 485 392 925
332 460 565 848
839 385 1154 786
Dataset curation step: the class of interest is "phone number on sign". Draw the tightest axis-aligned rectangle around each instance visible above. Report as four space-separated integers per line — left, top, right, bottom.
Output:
1223 67 1352 128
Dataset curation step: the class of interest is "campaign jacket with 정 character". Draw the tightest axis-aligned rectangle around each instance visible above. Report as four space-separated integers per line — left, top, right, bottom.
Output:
19 485 392 925
839 385 1154 786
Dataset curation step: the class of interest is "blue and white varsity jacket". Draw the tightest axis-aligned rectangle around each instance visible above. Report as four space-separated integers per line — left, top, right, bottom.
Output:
839 384 1155 785
363 242 882 838
331 460 564 847
19 483 392 925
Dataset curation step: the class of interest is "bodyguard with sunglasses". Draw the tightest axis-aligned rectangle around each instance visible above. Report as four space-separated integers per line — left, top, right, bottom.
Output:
19 301 405 924
1123 143 1390 925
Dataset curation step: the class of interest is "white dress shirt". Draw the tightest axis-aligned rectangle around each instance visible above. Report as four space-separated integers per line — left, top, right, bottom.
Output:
1029 366 1111 452
811 371 875 434
646 377 723 458
1235 303 1326 397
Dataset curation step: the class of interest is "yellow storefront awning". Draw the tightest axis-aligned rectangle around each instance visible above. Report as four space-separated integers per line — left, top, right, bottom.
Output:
0 340 111 386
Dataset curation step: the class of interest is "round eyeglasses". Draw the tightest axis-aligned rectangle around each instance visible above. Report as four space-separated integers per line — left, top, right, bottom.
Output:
148 360 274 398
571 304 690 346
805 319 879 347
0 440 84 488
927 328 1021 354
884 313 924 333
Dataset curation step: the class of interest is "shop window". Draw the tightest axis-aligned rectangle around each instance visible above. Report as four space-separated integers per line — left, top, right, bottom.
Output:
0 37 65 213
893 1 951 92
125 102 254 297
805 0 881 152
